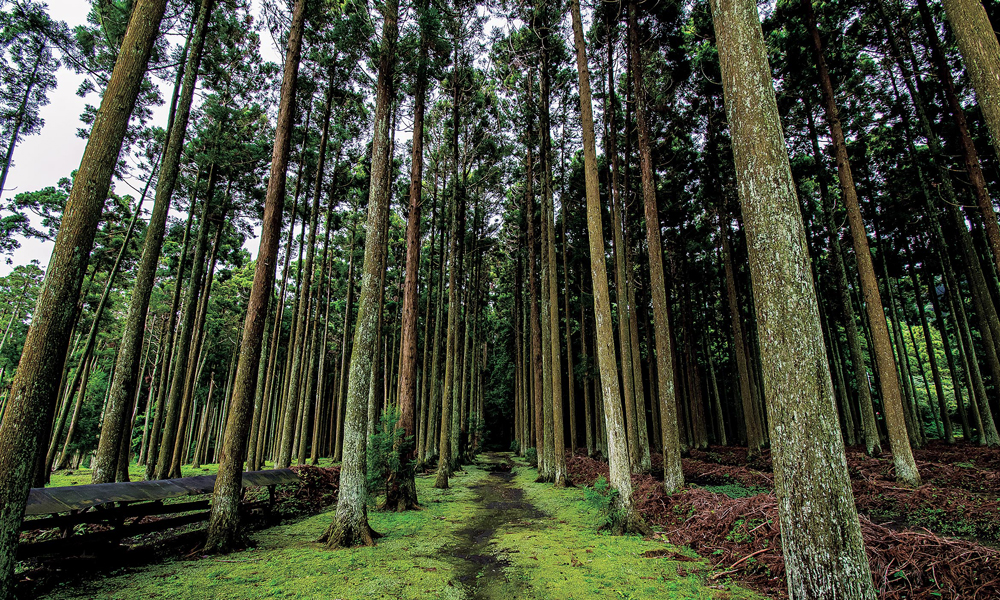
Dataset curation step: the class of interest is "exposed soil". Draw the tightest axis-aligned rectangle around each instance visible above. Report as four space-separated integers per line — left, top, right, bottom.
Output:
447 452 544 599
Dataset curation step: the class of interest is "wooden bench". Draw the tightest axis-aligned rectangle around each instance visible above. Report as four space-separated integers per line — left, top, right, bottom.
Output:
18 469 298 559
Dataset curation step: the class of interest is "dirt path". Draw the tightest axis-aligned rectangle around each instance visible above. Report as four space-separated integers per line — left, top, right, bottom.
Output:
447 452 543 599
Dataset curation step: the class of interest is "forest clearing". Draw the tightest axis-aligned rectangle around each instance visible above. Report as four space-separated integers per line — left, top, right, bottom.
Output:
1 0 1000 597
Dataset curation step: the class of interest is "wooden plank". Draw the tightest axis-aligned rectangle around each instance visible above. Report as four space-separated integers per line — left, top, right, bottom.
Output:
17 511 211 560
22 499 212 532
25 469 298 516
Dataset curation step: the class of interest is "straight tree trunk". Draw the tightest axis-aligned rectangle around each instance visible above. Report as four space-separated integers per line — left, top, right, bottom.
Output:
321 0 396 548
709 0 876 595
386 13 427 504
201 0 307 553
940 0 1000 156
804 0 919 486
603 13 640 472
0 0 168 592
538 25 566 486
524 72 544 468
570 0 647 536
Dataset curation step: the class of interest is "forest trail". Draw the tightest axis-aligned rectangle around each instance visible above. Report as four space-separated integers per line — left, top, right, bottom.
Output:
446 452 544 599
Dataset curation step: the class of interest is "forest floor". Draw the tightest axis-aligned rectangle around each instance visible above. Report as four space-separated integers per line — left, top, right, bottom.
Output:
565 442 1000 599
37 452 760 600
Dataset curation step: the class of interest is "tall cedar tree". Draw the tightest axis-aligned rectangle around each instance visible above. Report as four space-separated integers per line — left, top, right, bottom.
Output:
570 0 649 536
708 0 876 595
0 0 168 594
204 0 307 552
802 0 920 486
320 0 397 547
387 0 431 511
627 0 683 492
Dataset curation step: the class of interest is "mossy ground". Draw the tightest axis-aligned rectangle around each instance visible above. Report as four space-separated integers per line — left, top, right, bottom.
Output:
39 454 763 599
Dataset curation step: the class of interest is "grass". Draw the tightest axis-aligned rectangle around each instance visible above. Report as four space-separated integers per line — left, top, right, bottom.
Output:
39 455 762 599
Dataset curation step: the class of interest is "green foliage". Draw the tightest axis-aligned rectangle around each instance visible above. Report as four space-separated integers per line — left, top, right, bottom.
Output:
365 407 404 505
725 518 768 544
702 483 769 498
524 447 537 466
583 476 625 531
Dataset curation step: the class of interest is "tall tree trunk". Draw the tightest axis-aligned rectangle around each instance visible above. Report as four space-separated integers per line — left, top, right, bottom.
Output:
279 74 334 468
709 0 876 595
627 0 682 492
94 0 214 485
804 0 919 486
333 217 357 461
570 0 647 536
320 0 396 548
524 72 544 469
603 11 640 472
0 0 168 593
387 8 427 506
203 0 307 553
537 20 566 486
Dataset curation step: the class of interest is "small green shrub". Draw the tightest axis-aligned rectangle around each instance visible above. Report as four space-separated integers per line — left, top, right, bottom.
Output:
584 476 625 530
524 447 537 466
510 439 520 453
366 407 404 505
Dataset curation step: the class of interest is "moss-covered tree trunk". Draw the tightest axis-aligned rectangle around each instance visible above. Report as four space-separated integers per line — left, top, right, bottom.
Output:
711 0 875 599
0 0 168 593
570 0 647 536
321 0 396 548
708 0 876 595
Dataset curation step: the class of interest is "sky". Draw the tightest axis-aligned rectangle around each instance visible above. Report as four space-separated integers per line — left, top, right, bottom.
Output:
1 0 282 276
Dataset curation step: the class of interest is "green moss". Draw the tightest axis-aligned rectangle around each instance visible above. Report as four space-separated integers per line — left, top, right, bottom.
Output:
39 455 762 599
495 461 761 600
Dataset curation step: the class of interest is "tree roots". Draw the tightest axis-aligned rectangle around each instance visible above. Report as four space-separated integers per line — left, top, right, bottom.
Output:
320 519 383 549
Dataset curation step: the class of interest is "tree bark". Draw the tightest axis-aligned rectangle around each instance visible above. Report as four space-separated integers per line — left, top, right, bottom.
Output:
709 0 876 595
0 0 168 593
201 0 307 553
803 0 919 486
570 0 647 536
627 0 682 491
387 0 428 508
321 0 396 548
